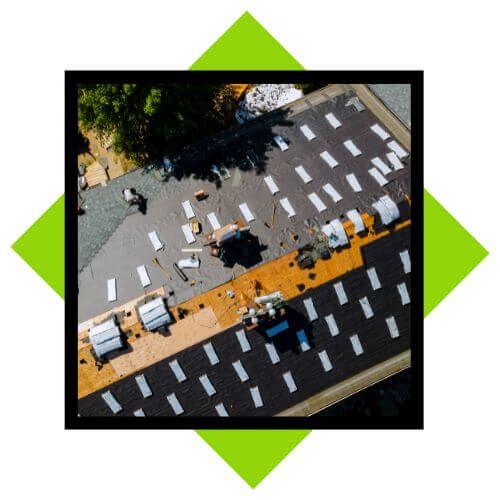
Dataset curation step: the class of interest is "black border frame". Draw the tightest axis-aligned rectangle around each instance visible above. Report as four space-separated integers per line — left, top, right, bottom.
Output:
66 71 423 430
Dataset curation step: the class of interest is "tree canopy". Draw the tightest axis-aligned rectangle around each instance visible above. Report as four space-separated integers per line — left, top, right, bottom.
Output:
78 84 232 165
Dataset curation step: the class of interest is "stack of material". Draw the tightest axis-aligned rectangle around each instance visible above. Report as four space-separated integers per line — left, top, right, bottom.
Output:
372 195 400 225
236 84 303 123
137 297 172 331
178 256 200 269
322 220 349 249
88 318 123 359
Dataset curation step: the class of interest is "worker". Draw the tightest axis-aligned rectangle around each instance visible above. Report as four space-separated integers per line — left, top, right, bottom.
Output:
122 187 140 205
122 187 147 214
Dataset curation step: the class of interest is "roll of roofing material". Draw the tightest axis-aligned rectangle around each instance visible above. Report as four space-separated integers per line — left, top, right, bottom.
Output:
173 262 188 281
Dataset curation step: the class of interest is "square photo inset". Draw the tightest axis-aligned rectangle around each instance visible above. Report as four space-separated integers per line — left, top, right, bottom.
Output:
67 72 423 429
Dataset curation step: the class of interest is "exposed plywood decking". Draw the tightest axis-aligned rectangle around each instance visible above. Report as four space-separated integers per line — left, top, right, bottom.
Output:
77 85 413 412
79 214 411 399
79 227 413 416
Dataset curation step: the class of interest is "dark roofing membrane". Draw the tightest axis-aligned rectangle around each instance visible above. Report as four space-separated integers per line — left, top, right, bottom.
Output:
78 225 411 417
78 89 411 323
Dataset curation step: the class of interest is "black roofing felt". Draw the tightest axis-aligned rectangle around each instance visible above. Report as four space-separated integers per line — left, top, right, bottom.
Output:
78 90 411 323
78 225 411 417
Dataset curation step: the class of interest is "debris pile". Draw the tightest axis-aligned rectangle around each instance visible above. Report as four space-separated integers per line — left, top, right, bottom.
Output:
236 84 303 123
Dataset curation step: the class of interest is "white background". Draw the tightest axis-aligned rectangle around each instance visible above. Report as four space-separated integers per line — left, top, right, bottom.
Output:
0 1 498 497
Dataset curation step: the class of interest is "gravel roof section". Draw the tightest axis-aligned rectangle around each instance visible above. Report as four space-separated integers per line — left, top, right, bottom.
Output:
78 168 164 271
369 84 411 127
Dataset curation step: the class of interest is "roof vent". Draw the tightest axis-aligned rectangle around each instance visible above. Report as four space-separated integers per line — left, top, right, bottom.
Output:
138 297 172 332
88 318 123 360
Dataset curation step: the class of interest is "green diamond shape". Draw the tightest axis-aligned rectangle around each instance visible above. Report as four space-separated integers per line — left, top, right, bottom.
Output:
191 12 303 71
12 194 64 299
11 10 488 489
197 429 310 488
423 190 487 315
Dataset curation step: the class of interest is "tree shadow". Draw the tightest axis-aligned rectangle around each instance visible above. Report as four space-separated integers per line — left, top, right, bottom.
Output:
77 129 91 156
156 107 295 187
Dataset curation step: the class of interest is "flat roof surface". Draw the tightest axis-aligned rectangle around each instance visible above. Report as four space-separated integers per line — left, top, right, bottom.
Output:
78 87 411 323
78 225 411 417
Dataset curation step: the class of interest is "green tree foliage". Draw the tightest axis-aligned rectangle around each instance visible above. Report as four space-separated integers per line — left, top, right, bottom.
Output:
78 84 231 165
